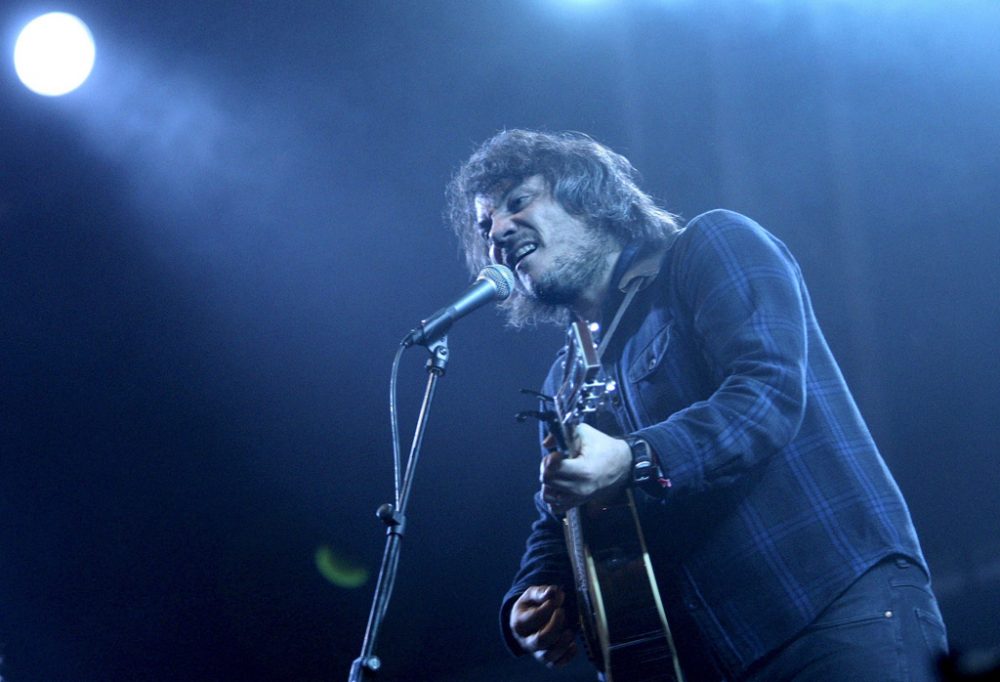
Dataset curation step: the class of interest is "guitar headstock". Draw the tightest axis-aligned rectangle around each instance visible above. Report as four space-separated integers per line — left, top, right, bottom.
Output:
514 320 616 453
554 320 614 448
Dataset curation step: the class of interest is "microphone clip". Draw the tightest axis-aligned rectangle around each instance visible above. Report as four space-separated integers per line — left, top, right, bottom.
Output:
425 335 449 375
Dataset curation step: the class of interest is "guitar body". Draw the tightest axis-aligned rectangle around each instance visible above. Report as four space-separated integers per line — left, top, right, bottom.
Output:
554 321 684 682
566 495 680 681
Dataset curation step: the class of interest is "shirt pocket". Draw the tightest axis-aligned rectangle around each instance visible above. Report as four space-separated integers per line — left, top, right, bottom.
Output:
627 321 673 384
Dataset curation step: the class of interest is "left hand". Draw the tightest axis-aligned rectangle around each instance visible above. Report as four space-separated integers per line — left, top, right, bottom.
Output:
541 424 632 514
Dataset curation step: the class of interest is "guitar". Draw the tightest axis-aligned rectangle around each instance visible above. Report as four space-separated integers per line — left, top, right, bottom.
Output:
549 319 685 682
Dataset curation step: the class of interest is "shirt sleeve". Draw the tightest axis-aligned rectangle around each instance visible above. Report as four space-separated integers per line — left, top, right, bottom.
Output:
498 490 576 655
498 357 577 655
635 210 808 496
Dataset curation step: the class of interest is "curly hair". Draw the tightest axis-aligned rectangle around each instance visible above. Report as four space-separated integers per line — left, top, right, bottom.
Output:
445 130 681 327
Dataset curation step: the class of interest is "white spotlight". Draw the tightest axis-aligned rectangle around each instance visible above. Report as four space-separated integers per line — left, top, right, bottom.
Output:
14 12 96 96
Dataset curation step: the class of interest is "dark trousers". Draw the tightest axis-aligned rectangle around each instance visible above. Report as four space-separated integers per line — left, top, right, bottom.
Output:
738 555 949 681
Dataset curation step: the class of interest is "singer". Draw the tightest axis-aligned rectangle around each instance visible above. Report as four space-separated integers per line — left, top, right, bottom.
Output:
445 131 947 680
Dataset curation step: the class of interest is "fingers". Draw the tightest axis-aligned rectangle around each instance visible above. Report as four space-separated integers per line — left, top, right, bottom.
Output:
529 594 566 647
512 586 578 668
511 586 564 639
540 451 573 513
542 432 558 452
531 627 578 668
540 449 566 476
540 450 576 488
542 483 579 515
541 450 590 513
541 444 592 487
540 426 632 512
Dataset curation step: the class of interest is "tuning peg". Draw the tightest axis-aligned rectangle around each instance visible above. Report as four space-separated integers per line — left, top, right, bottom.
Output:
515 409 557 424
519 388 555 405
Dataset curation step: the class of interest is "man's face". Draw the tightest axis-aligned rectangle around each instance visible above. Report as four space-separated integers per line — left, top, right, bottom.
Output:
474 175 618 307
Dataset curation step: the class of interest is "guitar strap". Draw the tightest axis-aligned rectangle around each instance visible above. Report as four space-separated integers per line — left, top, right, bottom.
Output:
595 276 644 361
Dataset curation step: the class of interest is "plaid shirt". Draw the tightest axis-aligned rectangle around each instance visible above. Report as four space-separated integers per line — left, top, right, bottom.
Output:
501 210 926 678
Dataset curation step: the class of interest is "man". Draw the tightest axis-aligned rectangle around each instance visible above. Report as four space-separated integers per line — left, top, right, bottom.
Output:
446 130 948 680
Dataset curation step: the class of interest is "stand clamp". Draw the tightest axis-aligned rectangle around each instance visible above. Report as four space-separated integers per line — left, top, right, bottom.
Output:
376 503 406 537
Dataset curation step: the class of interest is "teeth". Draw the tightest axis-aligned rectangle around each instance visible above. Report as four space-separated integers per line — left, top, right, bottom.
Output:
512 243 537 265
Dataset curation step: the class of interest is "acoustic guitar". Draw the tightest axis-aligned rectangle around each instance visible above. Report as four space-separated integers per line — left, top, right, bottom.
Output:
548 319 685 682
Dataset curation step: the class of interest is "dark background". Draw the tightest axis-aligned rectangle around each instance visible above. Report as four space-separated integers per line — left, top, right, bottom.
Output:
1 1 997 680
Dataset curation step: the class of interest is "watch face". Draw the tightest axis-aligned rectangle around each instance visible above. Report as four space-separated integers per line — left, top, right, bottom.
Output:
629 438 661 491
633 459 654 482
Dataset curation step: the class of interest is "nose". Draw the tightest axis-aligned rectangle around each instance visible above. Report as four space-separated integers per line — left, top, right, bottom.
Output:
487 214 518 266
487 212 518 246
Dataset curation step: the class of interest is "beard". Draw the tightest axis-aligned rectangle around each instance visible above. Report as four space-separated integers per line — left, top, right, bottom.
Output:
521 228 619 307
528 252 610 305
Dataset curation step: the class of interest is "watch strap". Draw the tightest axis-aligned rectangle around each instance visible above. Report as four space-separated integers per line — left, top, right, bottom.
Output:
626 436 665 494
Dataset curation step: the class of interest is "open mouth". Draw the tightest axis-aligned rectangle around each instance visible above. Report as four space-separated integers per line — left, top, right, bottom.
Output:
508 242 538 270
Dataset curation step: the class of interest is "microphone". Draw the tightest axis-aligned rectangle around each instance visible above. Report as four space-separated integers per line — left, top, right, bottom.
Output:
403 264 515 347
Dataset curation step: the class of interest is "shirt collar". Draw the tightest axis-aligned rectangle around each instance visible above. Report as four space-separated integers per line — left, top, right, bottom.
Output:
614 234 678 293
594 237 674 327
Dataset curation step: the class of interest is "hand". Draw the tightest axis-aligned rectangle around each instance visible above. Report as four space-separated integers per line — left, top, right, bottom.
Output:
509 585 578 668
541 424 632 514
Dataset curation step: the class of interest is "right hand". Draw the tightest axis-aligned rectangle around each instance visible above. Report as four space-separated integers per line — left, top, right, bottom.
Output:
509 585 578 668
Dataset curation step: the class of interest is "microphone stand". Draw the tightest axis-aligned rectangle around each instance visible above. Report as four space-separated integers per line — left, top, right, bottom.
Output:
348 335 450 681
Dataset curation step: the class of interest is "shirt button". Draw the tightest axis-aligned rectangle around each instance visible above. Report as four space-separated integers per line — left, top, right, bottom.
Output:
884 610 893 618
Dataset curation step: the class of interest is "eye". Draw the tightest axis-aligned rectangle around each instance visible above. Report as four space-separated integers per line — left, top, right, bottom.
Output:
477 217 492 241
508 195 530 213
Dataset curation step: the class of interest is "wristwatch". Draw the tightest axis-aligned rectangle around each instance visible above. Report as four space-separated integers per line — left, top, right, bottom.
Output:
626 436 665 495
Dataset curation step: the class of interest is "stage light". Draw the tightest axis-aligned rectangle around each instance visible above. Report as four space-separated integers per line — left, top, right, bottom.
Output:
14 12 96 96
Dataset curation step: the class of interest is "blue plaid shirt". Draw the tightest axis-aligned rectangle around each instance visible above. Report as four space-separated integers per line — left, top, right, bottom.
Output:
501 210 926 678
